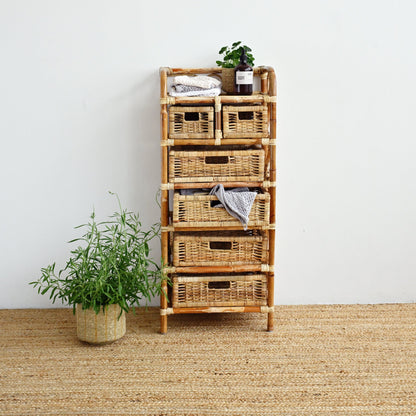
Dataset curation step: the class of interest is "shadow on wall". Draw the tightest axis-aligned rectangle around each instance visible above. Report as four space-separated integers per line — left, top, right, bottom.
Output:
87 70 161 211
127 71 160 202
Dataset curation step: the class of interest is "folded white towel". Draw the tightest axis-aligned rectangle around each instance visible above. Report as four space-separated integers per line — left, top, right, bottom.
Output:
172 75 221 90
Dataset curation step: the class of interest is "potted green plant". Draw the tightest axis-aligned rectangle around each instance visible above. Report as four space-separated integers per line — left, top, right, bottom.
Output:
30 192 166 344
216 41 255 93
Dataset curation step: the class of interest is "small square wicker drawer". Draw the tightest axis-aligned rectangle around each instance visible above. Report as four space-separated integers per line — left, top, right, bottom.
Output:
172 274 268 308
169 149 264 183
173 191 270 228
173 231 268 267
169 106 214 139
223 105 269 138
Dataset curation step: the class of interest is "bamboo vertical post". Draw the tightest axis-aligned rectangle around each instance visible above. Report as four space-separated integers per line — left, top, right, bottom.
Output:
260 67 268 94
263 67 271 176
160 67 169 334
267 67 277 332
214 96 222 145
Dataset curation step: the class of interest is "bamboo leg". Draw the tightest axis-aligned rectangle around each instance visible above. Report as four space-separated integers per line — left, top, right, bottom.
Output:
160 276 168 334
160 224 168 334
267 273 274 331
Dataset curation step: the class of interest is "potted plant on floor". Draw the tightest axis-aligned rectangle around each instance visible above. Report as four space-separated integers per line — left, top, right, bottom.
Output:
30 192 166 344
216 41 255 93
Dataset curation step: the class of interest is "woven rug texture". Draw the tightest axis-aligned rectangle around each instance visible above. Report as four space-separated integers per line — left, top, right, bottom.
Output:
1 304 415 415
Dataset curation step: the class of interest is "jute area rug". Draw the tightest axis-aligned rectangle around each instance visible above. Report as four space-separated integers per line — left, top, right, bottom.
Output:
1 304 415 415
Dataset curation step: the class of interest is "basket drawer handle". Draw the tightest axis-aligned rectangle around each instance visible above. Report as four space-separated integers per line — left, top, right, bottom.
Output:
208 281 231 289
238 111 254 120
205 156 229 165
184 112 200 121
209 241 232 250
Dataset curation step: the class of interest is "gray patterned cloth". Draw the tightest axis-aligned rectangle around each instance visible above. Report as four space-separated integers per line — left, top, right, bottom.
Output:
171 85 207 93
169 86 221 97
209 184 257 230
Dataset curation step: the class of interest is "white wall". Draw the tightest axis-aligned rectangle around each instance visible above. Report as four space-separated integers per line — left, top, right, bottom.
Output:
1 0 415 308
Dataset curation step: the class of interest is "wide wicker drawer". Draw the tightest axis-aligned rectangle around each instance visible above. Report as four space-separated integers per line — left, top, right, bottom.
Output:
223 105 269 138
172 191 270 228
169 106 214 139
173 231 268 267
172 274 268 308
169 149 264 183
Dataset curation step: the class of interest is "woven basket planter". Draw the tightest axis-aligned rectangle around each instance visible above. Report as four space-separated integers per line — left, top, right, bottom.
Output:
169 106 214 139
76 304 126 344
173 191 270 228
223 105 269 138
173 231 268 267
172 274 268 307
169 149 265 183
221 68 235 94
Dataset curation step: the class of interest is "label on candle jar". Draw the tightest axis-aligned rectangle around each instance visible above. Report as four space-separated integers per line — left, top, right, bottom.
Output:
236 71 253 85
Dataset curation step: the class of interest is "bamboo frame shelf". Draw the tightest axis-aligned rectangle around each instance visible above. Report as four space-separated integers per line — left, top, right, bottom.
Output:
160 66 276 333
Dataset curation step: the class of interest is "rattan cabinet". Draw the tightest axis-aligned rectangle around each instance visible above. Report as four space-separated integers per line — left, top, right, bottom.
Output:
159 67 276 333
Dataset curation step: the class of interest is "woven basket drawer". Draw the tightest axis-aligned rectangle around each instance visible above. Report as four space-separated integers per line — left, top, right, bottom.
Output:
172 274 268 307
173 191 270 228
169 149 264 183
173 231 268 267
169 106 214 139
223 105 269 138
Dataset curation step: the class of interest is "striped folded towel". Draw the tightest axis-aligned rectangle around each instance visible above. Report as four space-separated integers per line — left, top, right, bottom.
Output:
169 75 222 97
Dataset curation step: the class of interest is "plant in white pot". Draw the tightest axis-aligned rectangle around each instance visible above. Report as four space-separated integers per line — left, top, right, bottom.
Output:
30 192 166 344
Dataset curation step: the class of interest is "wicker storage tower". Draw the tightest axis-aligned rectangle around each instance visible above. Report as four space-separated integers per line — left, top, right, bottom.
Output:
160 67 276 333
